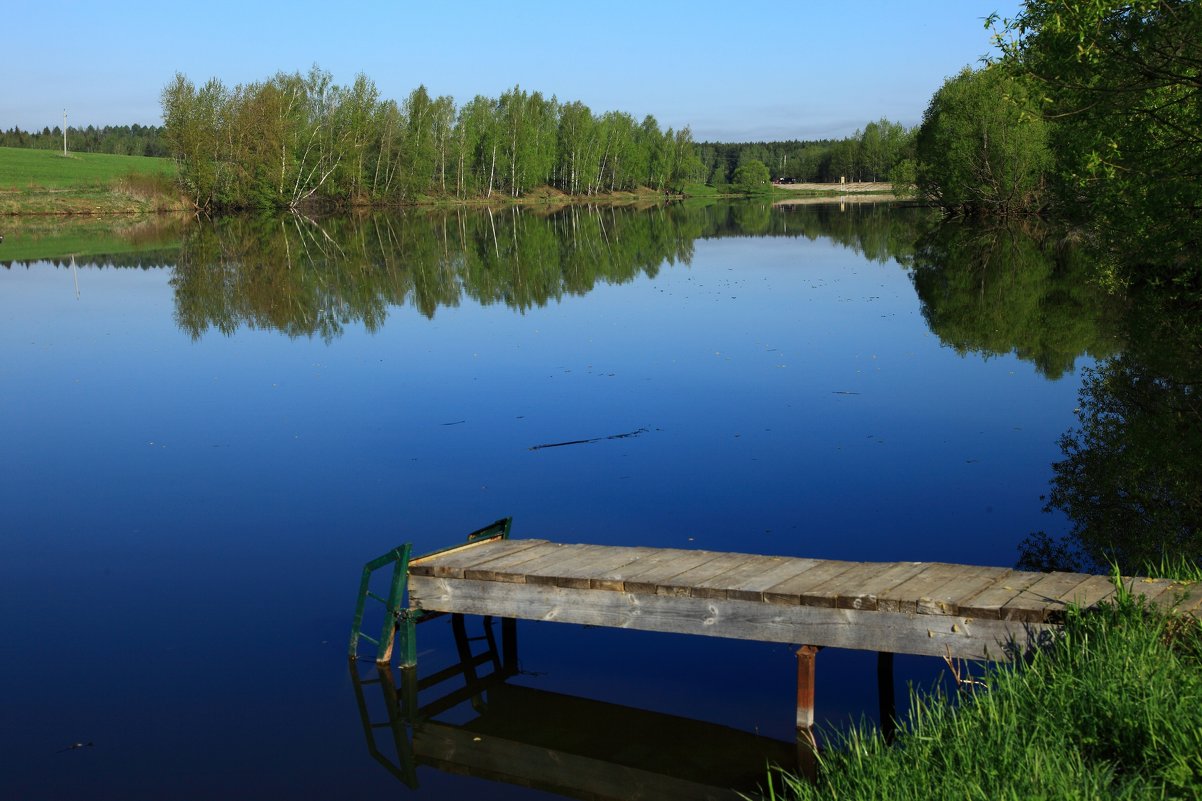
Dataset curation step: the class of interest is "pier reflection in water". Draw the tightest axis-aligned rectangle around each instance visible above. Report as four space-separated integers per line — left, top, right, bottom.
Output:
351 614 799 800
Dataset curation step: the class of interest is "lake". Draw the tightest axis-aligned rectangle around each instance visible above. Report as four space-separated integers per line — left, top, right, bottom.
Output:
0 201 1128 799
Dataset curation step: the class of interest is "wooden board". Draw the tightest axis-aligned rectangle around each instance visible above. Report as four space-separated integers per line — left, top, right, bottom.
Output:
916 566 1013 616
460 542 573 582
619 550 729 595
762 560 863 606
688 556 795 600
410 539 549 579
724 558 822 603
654 553 766 598
956 571 1040 620
409 575 1057 661
1001 571 1093 622
527 545 659 590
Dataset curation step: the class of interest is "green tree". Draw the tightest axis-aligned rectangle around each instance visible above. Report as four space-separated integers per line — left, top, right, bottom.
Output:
997 0 1202 287
731 158 770 193
915 66 1051 216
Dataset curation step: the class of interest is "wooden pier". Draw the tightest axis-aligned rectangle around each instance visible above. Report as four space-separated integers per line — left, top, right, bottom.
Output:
348 520 1202 762
402 537 1200 661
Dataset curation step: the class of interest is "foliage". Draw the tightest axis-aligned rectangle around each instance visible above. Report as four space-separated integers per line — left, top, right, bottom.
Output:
888 158 916 196
995 0 1202 289
911 220 1123 379
160 68 703 210
0 123 167 157
771 594 1202 800
732 159 771 193
1023 296 1202 574
699 119 913 186
915 66 1052 215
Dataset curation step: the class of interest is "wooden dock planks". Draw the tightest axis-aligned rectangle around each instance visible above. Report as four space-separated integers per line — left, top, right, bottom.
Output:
405 538 1202 661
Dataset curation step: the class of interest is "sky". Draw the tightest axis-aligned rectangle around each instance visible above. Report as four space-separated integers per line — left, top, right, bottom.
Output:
2 0 1024 142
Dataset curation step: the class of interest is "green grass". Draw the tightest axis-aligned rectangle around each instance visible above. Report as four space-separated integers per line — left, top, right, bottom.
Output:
0 146 185 215
771 570 1202 801
0 216 185 262
0 146 175 190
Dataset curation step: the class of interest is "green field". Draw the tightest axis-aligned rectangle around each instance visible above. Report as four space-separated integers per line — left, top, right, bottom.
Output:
0 146 175 189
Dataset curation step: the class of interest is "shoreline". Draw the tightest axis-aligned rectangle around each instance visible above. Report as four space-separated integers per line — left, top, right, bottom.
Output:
0 183 911 218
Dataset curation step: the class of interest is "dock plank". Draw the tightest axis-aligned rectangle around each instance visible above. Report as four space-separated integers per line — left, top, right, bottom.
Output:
917 566 1013 616
527 545 657 590
1001 572 1092 622
763 560 863 607
878 564 993 615
725 558 822 603
410 539 549 579
1058 574 1117 609
463 542 572 583
689 556 794 600
655 554 766 598
958 571 1045 620
828 562 932 612
622 551 729 595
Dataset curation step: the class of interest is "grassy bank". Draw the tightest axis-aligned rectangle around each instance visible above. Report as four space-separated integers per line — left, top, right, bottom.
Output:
0 146 187 215
771 576 1202 800
0 215 186 263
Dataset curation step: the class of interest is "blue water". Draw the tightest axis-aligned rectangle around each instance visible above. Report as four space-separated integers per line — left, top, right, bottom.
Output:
0 205 1091 799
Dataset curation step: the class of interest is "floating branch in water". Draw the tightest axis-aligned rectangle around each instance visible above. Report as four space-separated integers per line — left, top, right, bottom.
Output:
529 427 649 451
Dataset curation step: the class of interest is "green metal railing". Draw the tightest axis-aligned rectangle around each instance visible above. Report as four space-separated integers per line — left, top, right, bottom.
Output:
348 517 512 666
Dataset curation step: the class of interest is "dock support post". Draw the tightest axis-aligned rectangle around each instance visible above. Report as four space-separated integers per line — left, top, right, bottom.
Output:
878 651 896 744
501 617 518 675
795 645 819 730
795 644 820 782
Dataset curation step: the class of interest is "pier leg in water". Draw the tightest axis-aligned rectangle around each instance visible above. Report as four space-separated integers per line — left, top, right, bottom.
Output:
878 651 897 744
796 645 820 782
501 617 518 674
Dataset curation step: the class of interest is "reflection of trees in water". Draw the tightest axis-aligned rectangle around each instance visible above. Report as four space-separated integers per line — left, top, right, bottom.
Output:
1021 299 1202 573
170 202 937 340
170 206 705 340
911 221 1123 379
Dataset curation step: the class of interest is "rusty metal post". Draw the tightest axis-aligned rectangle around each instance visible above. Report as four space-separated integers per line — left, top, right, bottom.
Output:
795 645 819 730
878 651 897 744
795 644 820 782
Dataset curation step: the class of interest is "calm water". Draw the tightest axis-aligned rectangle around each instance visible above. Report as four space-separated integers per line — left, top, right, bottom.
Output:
0 202 1123 799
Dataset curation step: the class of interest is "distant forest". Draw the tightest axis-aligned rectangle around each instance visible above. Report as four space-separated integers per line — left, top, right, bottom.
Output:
1 77 913 204
0 124 167 157
700 119 914 186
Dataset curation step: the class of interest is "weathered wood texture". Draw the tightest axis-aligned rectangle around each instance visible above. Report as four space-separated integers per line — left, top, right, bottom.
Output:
407 539 1202 661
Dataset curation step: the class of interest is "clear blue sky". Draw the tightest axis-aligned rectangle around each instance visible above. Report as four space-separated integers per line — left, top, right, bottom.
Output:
2 0 1022 142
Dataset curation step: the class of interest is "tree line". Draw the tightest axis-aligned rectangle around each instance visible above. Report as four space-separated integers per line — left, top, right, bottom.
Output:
0 124 168 157
160 67 704 210
910 0 1200 291
699 119 915 186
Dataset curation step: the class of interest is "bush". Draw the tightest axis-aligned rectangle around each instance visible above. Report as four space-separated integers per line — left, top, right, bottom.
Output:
915 66 1051 216
732 159 771 194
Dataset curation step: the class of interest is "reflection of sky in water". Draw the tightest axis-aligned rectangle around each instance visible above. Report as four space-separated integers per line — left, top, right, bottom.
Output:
0 229 1083 799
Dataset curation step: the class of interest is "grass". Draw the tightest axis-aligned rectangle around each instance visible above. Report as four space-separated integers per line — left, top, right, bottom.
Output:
0 146 174 189
0 146 184 215
0 215 186 262
769 566 1202 801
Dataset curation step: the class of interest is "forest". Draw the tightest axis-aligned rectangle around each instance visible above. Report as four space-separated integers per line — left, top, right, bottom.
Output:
0 123 167 157
159 69 705 210
699 119 914 186
157 68 918 210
